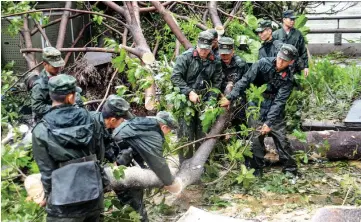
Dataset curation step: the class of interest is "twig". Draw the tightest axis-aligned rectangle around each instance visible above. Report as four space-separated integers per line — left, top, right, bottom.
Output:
173 14 208 30
103 22 124 37
172 131 248 152
342 186 352 205
30 13 82 36
122 27 128 46
177 1 208 9
1 8 129 28
64 22 92 66
32 19 52 47
205 162 236 185
153 37 160 56
96 69 118 112
74 29 110 62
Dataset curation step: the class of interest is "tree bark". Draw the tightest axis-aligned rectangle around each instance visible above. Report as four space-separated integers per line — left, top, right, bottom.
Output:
106 110 231 190
56 2 72 49
22 15 39 74
208 2 222 27
265 131 361 160
152 1 193 49
208 1 224 36
138 1 173 13
33 19 52 47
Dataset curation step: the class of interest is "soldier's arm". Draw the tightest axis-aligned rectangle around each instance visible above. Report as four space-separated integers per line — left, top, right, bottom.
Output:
264 82 293 128
226 60 260 101
170 54 192 95
236 59 250 82
31 83 51 117
136 140 174 186
32 126 57 197
298 34 309 68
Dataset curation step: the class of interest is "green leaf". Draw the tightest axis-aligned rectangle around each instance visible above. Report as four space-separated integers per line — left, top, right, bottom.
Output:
295 14 308 29
112 165 126 180
246 15 258 30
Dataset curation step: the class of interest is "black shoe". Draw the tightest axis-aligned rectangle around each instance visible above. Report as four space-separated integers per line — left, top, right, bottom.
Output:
253 168 263 177
282 167 300 177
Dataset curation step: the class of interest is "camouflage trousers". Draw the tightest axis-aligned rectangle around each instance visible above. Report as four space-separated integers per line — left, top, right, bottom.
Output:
177 111 205 164
47 211 101 222
247 99 297 173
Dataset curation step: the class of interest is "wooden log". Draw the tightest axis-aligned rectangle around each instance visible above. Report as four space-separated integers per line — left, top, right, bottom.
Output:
265 131 361 160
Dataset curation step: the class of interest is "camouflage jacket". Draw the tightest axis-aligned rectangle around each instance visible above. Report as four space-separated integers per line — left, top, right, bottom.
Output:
113 117 174 186
31 69 52 120
32 105 105 217
273 28 309 70
221 55 249 92
258 39 283 59
171 48 223 96
226 57 294 127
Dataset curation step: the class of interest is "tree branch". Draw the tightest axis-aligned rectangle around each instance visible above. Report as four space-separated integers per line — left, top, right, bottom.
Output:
1 8 129 28
151 1 193 49
96 69 118 112
20 46 145 58
30 13 82 36
202 9 209 24
139 1 173 12
64 22 92 66
32 19 52 47
56 2 72 48
208 1 223 28
224 1 242 28
173 14 208 30
22 15 38 72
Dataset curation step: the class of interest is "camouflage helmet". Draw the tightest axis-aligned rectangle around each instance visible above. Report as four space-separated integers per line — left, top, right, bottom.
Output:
277 44 298 61
48 74 81 95
102 94 133 119
155 111 178 129
283 10 297 19
42 47 65 68
255 20 273 33
197 31 213 49
218 37 235 54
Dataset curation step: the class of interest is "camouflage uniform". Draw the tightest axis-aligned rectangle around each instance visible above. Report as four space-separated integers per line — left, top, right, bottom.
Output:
171 31 223 162
32 74 104 222
112 111 178 222
272 10 309 73
219 37 249 128
255 20 283 59
226 44 299 175
31 47 82 121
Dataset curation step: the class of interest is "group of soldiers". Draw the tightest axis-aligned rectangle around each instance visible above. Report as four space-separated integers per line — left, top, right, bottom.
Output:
29 9 308 222
30 50 180 221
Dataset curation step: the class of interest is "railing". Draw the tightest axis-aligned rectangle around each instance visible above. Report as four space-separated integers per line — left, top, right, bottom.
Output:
307 15 361 33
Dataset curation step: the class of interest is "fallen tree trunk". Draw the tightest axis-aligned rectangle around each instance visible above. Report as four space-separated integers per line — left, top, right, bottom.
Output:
107 129 361 191
106 110 231 190
265 131 361 160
